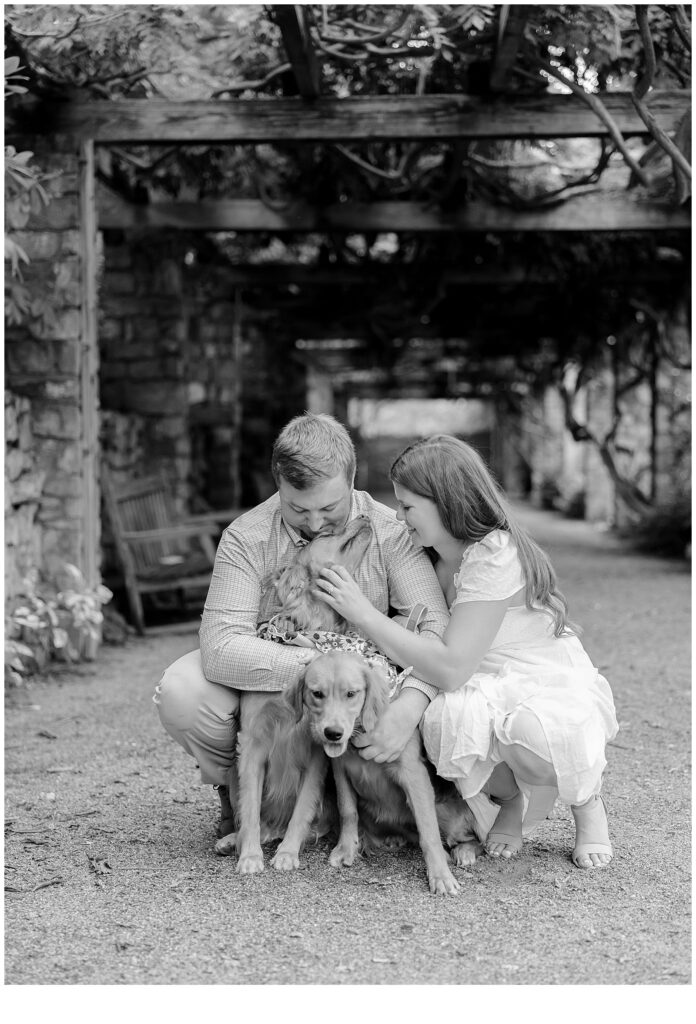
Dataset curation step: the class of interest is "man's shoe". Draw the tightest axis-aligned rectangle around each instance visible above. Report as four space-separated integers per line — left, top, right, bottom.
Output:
214 784 235 838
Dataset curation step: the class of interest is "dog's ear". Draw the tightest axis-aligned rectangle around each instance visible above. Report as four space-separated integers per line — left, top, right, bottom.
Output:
360 661 391 734
284 667 306 723
275 565 309 607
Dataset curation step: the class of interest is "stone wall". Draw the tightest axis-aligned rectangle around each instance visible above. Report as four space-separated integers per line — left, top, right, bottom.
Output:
99 240 308 513
4 391 44 598
4 135 96 602
515 330 690 526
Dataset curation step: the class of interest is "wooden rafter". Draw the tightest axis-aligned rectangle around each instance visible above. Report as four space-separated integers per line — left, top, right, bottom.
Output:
273 4 321 98
97 195 690 233
490 5 532 92
18 91 689 143
195 265 682 287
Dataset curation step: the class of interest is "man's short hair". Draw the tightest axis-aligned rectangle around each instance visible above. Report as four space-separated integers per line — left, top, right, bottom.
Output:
271 413 356 489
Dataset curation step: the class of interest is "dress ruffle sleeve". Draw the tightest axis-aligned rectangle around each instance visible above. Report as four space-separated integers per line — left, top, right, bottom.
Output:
452 530 525 605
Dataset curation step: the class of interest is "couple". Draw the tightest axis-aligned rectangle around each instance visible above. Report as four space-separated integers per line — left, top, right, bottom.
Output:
155 413 618 869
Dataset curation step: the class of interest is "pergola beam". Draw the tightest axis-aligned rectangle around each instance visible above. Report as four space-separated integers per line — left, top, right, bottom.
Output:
179 265 682 287
98 196 690 233
490 5 532 92
22 91 689 143
273 4 321 98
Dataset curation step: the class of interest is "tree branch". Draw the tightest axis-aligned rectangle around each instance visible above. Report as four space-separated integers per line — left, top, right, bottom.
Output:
212 62 292 97
632 6 692 183
532 53 650 187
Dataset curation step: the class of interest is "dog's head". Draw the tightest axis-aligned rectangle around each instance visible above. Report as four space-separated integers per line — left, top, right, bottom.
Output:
260 515 374 633
287 650 391 758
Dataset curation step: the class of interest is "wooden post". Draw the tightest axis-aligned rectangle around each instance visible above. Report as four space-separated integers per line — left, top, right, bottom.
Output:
232 289 243 506
78 138 100 588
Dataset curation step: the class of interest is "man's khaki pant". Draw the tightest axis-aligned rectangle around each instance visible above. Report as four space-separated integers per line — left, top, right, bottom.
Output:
153 650 239 785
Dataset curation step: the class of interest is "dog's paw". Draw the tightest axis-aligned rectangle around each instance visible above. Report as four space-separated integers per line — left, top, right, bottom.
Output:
450 841 482 867
329 840 359 867
383 834 409 849
270 849 300 871
236 851 265 874
214 833 238 857
428 868 461 896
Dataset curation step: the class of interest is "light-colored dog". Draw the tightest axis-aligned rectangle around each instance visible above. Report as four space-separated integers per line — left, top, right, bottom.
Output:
215 516 375 873
292 650 482 895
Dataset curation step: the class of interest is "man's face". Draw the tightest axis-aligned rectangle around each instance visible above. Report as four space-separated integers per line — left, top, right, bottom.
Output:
278 473 353 540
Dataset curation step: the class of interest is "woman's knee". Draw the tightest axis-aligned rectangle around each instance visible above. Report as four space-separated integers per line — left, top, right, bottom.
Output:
502 708 551 760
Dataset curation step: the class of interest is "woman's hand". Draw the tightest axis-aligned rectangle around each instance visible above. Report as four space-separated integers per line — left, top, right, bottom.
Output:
352 688 429 763
315 564 374 630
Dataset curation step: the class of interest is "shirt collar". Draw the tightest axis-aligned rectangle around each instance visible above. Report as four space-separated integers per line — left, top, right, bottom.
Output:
281 492 359 548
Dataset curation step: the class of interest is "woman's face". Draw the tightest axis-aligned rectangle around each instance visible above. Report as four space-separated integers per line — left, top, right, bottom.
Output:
393 483 448 550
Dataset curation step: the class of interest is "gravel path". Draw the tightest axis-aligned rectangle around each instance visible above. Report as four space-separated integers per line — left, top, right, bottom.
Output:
4 506 691 988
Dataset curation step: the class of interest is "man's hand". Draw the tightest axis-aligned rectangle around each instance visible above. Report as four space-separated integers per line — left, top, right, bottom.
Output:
351 688 430 763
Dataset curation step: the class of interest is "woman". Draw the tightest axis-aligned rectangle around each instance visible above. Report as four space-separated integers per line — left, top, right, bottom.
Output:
316 435 618 869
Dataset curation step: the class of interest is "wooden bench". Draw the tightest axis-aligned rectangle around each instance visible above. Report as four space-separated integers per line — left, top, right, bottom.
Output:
101 468 247 634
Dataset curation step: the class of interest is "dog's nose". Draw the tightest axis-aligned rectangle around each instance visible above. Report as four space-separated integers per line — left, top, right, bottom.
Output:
324 727 343 742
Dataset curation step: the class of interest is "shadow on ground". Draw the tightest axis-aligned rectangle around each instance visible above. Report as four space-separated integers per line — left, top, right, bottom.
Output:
4 505 691 985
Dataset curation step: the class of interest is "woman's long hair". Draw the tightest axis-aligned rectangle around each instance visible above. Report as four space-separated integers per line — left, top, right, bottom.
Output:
390 435 575 637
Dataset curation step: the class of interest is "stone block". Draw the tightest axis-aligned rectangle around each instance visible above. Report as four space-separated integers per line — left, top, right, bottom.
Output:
29 195 79 231
52 309 81 342
11 231 60 260
5 336 54 376
126 381 187 415
105 246 132 270
53 340 82 377
32 403 80 440
45 379 79 400
18 410 34 450
188 382 207 404
99 360 128 382
5 448 25 482
153 417 186 441
106 271 136 294
120 337 158 360
209 302 234 322
128 359 164 380
60 231 82 256
100 381 128 408
42 470 83 498
5 398 19 443
9 469 46 506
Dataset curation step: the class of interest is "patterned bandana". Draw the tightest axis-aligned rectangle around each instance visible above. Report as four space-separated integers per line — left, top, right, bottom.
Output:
257 621 412 699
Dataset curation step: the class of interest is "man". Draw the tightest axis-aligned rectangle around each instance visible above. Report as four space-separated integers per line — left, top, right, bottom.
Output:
154 413 449 837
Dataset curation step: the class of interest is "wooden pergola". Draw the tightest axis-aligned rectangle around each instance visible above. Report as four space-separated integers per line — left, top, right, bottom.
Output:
10 4 691 583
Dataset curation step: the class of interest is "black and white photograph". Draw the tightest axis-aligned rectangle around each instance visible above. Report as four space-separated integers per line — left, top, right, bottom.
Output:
3 0 691 1007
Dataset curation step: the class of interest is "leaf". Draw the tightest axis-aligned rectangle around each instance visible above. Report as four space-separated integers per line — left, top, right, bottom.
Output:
87 856 112 876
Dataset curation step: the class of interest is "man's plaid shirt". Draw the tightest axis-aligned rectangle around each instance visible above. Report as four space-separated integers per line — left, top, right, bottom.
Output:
199 490 450 701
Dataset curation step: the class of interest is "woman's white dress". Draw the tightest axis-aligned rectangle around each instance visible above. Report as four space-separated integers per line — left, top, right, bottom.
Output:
420 530 619 840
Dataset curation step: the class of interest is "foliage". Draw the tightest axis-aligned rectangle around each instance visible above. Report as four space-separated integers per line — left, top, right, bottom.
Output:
617 495 692 558
5 563 113 687
5 4 690 207
4 56 58 329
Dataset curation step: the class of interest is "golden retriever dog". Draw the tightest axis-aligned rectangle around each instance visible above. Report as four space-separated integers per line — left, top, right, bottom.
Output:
215 516 375 873
291 650 483 896
259 514 374 634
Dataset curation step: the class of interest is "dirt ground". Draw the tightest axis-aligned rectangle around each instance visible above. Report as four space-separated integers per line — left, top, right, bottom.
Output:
4 505 691 992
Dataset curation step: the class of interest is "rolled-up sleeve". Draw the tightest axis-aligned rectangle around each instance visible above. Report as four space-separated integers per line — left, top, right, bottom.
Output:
384 526 450 701
199 528 302 692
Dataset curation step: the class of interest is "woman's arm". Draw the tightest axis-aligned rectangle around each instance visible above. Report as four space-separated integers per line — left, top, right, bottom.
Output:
316 565 511 693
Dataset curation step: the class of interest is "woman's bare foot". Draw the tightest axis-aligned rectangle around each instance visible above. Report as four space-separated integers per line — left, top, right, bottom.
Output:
485 790 524 859
571 794 613 869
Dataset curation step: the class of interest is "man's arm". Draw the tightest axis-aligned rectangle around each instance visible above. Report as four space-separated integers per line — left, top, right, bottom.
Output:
199 528 306 692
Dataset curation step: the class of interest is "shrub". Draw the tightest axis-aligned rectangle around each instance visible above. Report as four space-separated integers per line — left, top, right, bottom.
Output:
619 496 692 559
5 564 113 687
